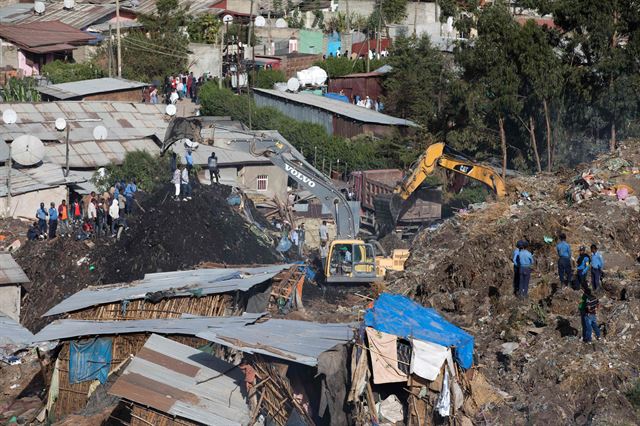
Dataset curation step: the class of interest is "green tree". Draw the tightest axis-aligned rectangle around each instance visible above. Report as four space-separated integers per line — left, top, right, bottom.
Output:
553 0 640 152
120 0 189 82
383 35 450 131
0 77 40 102
456 3 522 178
42 60 104 84
187 14 221 44
92 151 171 193
253 69 286 89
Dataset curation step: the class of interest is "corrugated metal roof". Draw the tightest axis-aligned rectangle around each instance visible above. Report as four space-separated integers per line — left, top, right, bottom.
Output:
110 334 251 426
45 139 160 167
33 313 264 341
0 101 168 144
44 264 292 316
0 313 34 354
0 253 30 285
0 163 70 197
36 78 147 100
87 20 143 32
0 21 95 51
13 3 116 29
121 0 219 17
253 88 417 127
197 319 355 366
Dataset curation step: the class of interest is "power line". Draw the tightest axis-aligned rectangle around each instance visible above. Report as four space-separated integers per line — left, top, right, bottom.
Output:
121 38 187 59
121 34 187 54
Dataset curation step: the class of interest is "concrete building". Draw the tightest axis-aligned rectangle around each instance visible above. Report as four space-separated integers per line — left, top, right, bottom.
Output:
0 253 30 322
36 78 147 102
253 88 417 138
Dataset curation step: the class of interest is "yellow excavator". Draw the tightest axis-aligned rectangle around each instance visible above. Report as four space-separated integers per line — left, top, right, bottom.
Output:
386 142 507 223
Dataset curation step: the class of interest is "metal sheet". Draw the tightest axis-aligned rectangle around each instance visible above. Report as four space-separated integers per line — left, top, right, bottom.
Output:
43 264 292 317
197 319 355 366
0 312 34 355
0 253 29 285
109 334 251 426
33 313 265 342
37 78 147 100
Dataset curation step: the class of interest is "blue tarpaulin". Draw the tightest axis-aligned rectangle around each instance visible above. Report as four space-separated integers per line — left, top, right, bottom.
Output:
69 337 113 384
324 92 350 103
364 293 474 369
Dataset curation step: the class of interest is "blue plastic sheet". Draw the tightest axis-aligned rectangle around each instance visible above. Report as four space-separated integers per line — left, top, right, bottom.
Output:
324 93 350 103
69 337 113 384
364 293 475 369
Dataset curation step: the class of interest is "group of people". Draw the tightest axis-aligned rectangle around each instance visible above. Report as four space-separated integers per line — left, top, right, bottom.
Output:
354 95 383 112
512 233 605 343
169 149 221 201
165 72 210 105
28 179 138 241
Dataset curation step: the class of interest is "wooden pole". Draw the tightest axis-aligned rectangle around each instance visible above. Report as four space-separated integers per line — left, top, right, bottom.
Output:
116 0 122 77
65 125 70 177
108 24 113 77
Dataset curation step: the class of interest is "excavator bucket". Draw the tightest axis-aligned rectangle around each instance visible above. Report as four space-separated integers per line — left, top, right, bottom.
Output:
372 193 403 237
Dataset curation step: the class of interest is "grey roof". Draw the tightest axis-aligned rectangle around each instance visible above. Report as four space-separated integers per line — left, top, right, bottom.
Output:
197 319 355 366
253 88 417 127
0 253 30 285
45 139 160 168
110 334 251 426
44 264 292 316
5 2 116 29
0 101 169 144
0 312 34 355
121 0 220 17
0 163 69 197
33 313 265 341
87 20 143 32
36 78 147 100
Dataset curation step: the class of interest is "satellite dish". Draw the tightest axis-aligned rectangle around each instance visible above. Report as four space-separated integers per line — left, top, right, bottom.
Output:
63 0 75 9
55 117 67 131
34 1 45 14
165 104 177 116
183 139 199 149
275 18 287 28
286 77 300 92
93 125 108 140
223 14 233 23
11 135 45 166
255 16 266 27
2 109 17 124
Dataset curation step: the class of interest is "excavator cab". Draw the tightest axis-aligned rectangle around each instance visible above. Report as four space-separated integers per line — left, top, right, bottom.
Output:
325 239 378 283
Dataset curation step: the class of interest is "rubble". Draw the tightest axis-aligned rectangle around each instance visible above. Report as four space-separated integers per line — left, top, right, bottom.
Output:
389 142 640 424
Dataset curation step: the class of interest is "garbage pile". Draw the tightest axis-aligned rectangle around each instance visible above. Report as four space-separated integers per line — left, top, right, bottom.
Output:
388 142 640 424
15 184 282 332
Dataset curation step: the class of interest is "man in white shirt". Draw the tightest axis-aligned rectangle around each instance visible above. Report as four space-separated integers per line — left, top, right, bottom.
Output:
319 221 328 246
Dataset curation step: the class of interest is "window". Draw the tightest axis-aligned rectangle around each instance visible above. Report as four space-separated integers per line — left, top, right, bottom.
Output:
257 175 268 191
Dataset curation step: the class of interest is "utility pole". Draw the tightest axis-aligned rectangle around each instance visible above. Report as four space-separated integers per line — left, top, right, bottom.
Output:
64 125 70 177
6 148 11 218
247 0 255 130
115 0 122 77
108 24 113 77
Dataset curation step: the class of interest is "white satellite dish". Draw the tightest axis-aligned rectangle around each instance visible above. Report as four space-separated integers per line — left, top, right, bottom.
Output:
255 16 266 27
34 1 45 14
183 139 199 149
93 125 108 140
63 0 75 9
223 14 234 23
165 104 177 116
2 109 17 125
275 18 287 28
11 135 45 166
286 77 300 92
55 117 67 131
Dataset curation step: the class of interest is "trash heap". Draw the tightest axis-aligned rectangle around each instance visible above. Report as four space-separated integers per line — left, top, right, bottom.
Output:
389 142 640 424
15 184 282 332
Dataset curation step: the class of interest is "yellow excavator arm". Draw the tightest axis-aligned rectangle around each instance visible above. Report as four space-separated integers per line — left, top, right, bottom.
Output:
395 142 507 200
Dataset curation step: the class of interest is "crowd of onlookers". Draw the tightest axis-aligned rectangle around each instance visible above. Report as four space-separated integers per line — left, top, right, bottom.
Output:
28 179 139 241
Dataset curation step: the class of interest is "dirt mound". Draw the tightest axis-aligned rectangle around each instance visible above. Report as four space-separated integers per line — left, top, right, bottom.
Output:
15 184 282 332
389 144 640 424
92 183 280 283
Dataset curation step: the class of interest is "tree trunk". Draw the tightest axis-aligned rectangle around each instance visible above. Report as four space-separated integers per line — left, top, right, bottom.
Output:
529 115 542 173
543 98 553 172
498 115 507 180
610 121 616 153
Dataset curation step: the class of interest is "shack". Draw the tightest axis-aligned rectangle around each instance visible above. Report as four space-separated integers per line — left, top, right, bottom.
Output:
0 253 30 322
36 78 147 102
33 314 263 419
253 88 417 138
327 71 385 103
